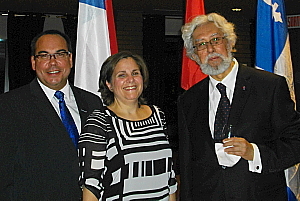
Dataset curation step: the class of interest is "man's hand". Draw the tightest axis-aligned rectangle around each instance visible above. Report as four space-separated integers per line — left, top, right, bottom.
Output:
222 137 254 161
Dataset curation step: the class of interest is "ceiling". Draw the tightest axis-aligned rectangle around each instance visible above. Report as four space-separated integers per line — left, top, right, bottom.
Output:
0 0 299 19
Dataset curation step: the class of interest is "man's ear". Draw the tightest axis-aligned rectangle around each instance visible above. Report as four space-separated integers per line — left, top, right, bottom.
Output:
69 53 73 68
31 56 36 71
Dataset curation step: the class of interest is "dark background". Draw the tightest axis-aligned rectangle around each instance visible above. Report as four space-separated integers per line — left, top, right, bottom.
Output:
0 0 299 17
0 0 300 148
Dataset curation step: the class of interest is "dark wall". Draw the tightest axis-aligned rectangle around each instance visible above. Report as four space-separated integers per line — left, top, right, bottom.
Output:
1 0 300 105
0 0 78 14
0 0 298 17
0 0 183 15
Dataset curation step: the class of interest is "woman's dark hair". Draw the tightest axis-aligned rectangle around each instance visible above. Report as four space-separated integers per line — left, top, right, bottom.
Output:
31 30 72 55
99 51 149 106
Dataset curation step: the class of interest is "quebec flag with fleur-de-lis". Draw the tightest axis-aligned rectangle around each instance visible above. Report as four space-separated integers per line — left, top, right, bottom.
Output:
256 0 299 200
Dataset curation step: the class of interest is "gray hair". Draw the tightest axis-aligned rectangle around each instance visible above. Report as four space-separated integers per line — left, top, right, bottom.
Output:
182 13 237 64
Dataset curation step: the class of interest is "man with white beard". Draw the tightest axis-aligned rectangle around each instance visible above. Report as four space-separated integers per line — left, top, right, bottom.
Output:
177 12 300 201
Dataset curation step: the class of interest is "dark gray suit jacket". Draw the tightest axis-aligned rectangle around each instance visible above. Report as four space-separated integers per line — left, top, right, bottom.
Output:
178 66 300 200
0 78 102 201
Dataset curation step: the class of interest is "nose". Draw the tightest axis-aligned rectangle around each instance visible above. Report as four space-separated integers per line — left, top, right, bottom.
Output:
126 75 134 82
49 55 58 64
206 43 215 53
49 54 57 60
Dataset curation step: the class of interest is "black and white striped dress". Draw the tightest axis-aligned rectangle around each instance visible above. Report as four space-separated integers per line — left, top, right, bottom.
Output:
78 105 177 200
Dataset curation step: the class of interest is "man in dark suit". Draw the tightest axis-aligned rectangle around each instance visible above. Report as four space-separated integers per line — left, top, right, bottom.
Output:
178 13 300 200
0 30 102 200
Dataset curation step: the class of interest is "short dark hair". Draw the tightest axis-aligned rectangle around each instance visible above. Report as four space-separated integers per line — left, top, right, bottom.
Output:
99 51 149 106
31 30 72 56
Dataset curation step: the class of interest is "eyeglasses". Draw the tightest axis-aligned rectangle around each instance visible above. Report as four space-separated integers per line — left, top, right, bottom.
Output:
193 37 226 51
34 51 70 60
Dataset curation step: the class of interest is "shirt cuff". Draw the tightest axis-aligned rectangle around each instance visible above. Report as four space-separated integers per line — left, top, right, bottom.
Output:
248 143 262 173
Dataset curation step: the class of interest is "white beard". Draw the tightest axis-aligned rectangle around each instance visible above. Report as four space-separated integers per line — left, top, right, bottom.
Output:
199 52 232 76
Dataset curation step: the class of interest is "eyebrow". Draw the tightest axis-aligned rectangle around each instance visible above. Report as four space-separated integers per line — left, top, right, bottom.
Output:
36 49 68 54
194 32 221 42
116 69 140 74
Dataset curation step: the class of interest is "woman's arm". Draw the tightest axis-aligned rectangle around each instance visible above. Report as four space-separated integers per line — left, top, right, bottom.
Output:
82 187 98 201
169 192 176 201
78 111 108 200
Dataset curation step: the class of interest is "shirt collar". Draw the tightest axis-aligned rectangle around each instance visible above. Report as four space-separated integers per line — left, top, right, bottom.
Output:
37 79 71 101
209 58 239 92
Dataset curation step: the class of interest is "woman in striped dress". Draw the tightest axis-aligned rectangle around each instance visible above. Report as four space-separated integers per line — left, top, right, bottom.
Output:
78 51 177 201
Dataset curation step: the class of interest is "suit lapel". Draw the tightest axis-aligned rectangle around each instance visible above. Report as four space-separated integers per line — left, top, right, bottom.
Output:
187 67 253 144
201 79 217 148
186 78 215 147
186 78 220 161
197 79 211 139
30 80 92 137
229 66 252 127
188 78 210 131
29 78 67 134
71 86 90 128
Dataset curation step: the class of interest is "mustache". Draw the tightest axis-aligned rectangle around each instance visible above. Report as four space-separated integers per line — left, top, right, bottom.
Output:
205 53 226 62
199 52 232 76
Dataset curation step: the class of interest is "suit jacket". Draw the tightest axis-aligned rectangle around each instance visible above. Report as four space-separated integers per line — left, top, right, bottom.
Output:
178 66 300 201
0 78 102 201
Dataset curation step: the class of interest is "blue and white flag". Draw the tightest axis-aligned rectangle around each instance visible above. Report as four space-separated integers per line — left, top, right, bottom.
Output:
256 0 295 101
256 0 299 200
75 0 118 95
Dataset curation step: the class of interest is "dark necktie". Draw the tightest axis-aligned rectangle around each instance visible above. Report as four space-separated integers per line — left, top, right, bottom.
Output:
54 91 79 149
214 83 231 142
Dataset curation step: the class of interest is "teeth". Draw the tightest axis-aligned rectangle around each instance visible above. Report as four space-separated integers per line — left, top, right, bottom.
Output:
125 86 136 90
49 70 60 74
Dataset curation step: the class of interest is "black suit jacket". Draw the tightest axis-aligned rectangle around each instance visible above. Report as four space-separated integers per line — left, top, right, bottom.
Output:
178 66 300 200
0 78 102 201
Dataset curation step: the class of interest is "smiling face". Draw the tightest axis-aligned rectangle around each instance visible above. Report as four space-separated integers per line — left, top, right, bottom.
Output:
106 57 144 105
192 22 233 76
193 22 230 66
31 34 72 90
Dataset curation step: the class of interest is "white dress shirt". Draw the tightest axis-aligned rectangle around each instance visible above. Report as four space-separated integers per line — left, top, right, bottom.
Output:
38 79 81 134
208 58 262 173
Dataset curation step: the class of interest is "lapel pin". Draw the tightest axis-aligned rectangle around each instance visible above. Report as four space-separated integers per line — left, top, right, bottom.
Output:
242 86 246 91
